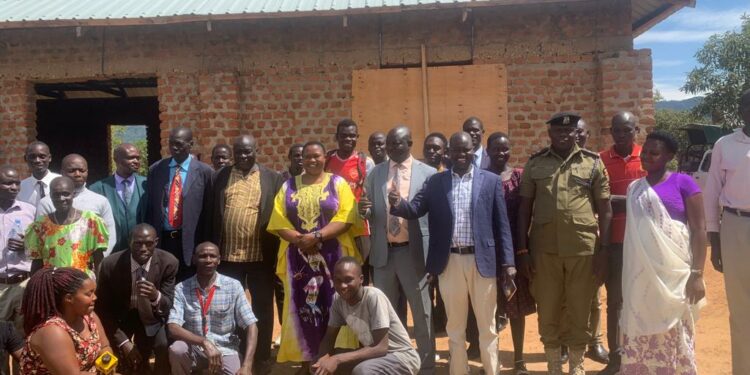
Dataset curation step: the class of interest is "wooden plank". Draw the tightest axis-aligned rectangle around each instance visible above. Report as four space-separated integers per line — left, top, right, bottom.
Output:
352 63 508 157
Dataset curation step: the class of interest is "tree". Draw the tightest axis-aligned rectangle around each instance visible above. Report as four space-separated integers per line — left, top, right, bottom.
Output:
683 15 750 128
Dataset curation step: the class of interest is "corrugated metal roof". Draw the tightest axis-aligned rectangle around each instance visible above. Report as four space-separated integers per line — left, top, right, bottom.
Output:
0 0 694 34
0 0 483 22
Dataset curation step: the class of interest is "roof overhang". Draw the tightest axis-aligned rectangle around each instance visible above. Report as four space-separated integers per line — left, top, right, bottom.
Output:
0 0 694 35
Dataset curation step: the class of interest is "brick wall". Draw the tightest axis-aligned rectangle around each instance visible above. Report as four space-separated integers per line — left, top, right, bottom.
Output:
0 0 655 173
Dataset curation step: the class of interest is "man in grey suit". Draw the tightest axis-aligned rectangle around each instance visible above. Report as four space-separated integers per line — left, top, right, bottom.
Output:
359 125 436 374
90 143 147 253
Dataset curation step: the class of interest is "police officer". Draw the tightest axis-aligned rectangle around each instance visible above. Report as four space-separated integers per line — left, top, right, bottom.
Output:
516 112 612 375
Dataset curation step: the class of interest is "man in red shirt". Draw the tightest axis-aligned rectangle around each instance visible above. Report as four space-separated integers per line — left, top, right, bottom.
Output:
325 119 375 281
597 111 647 375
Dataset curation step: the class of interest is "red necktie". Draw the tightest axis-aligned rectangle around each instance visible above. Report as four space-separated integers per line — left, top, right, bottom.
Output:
168 167 183 228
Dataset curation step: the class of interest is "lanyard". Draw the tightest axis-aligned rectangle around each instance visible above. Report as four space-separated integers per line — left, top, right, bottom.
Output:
195 286 216 336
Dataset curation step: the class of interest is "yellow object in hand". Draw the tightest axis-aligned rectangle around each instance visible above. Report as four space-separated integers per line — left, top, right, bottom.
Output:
94 350 118 374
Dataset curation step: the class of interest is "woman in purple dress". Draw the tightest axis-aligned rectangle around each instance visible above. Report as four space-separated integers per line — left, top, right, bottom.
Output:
621 131 707 374
486 132 536 375
268 141 361 367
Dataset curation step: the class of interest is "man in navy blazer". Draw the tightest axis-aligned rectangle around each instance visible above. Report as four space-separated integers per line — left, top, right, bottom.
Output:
90 143 147 253
145 126 213 281
391 132 515 375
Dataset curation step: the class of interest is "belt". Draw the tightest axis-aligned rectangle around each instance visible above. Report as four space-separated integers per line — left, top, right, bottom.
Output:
0 272 29 285
725 207 750 218
164 230 182 239
387 241 409 248
450 246 475 254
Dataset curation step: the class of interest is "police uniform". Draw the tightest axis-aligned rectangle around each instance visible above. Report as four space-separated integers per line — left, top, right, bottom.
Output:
519 112 610 374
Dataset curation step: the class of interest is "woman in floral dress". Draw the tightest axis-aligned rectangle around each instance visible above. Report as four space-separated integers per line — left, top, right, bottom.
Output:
20 267 111 374
25 177 108 276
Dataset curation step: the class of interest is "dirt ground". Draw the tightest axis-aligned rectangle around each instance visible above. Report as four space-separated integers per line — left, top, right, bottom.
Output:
269 265 731 374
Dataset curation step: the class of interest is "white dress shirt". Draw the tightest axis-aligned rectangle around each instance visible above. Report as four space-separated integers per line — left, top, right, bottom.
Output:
36 185 118 256
17 171 60 208
704 128 750 232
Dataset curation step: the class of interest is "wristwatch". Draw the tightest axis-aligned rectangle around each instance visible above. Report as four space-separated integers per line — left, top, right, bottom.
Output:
313 231 323 243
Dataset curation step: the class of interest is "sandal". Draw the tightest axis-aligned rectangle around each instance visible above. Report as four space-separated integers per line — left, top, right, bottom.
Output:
514 360 530 375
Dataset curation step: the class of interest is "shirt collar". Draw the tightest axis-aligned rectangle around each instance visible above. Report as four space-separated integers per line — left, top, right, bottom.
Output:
37 171 57 184
187 272 225 290
169 155 193 170
389 155 413 170
130 255 152 273
734 128 750 144
452 165 474 178
0 200 23 214
608 143 641 160
114 173 134 184
474 145 483 155
232 164 259 176
73 185 88 197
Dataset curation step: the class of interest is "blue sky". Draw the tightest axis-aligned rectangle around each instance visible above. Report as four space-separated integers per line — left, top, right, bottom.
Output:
634 0 749 101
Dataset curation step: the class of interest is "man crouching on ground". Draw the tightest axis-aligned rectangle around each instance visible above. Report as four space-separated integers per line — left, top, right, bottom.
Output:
311 256 420 375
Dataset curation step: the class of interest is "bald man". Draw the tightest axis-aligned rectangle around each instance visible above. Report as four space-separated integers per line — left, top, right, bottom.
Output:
90 144 148 253
203 134 283 370
145 127 213 281
36 154 118 256
597 112 646 373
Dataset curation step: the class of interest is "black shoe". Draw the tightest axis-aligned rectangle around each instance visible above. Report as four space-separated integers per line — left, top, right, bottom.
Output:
586 344 610 364
597 362 620 375
560 345 569 363
513 360 530 375
467 344 481 360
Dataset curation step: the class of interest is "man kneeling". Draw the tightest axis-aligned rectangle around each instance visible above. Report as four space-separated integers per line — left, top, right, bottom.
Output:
167 242 258 375
312 257 421 375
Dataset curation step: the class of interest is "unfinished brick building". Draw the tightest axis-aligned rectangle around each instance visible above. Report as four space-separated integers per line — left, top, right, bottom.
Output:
0 0 692 180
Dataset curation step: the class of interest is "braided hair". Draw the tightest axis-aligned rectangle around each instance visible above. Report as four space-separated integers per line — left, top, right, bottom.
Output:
22 267 90 335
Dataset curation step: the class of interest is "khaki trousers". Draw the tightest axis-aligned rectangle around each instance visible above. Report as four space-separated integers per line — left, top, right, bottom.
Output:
531 252 597 350
721 211 750 374
438 253 497 375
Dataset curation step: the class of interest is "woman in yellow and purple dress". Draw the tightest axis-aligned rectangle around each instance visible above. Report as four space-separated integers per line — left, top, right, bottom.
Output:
268 141 361 366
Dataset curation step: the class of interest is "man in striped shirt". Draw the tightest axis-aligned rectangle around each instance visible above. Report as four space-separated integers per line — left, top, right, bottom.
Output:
203 135 283 373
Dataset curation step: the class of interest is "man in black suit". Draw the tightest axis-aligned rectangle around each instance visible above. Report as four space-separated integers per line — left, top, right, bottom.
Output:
203 134 283 372
96 223 179 374
145 126 214 281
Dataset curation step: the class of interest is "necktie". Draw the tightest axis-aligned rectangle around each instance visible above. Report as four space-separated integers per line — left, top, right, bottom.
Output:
388 165 402 237
168 166 183 228
122 178 133 206
131 267 147 307
37 181 45 199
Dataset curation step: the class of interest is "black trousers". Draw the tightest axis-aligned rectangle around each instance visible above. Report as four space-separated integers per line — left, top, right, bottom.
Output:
160 231 195 282
218 261 275 363
118 311 170 375
605 244 624 365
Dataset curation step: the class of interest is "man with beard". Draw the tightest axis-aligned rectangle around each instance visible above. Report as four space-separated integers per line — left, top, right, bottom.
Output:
90 144 148 253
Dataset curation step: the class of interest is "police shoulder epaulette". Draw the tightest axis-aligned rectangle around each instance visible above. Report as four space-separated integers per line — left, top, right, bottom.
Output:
529 147 549 160
580 149 600 158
